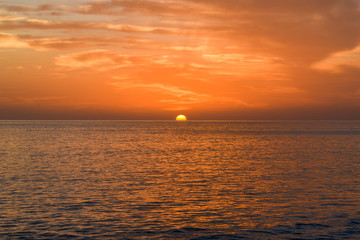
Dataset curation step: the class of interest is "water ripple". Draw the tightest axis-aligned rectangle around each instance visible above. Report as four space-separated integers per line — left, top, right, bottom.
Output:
0 120 359 239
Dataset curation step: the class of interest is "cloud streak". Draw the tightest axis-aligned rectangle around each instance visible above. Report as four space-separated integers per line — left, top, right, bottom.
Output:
54 50 142 69
312 45 360 72
109 80 215 108
0 18 174 34
0 32 28 48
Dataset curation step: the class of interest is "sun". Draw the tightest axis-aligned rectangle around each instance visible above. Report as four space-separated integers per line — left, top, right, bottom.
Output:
176 115 187 121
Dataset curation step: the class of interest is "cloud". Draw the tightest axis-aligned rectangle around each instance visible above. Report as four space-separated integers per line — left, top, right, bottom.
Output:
0 3 63 17
2 1 360 64
0 13 26 21
56 0 360 65
16 96 66 104
185 0 359 14
0 18 178 35
0 95 66 106
0 32 114 51
311 45 360 72
76 0 211 17
110 80 209 98
53 48 209 71
55 50 134 69
22 36 124 50
0 18 85 30
0 31 153 51
24 38 96 50
181 0 360 63
202 53 281 64
160 45 207 51
109 78 254 108
1 5 33 12
109 79 214 106
199 53 286 77
0 32 28 48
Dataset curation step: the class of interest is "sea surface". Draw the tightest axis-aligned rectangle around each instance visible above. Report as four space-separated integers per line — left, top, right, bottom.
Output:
0 120 359 239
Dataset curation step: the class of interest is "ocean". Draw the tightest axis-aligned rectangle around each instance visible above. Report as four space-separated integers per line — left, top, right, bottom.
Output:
0 120 359 239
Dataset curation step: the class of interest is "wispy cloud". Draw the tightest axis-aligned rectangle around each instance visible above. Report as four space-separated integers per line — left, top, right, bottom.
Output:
109 79 217 108
0 96 66 105
24 36 125 50
0 32 28 48
54 50 144 70
0 18 181 36
109 78 253 108
109 79 209 98
312 45 360 72
1 4 54 12
75 0 213 17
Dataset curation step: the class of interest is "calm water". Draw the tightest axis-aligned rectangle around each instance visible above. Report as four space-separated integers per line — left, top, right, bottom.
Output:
0 120 359 239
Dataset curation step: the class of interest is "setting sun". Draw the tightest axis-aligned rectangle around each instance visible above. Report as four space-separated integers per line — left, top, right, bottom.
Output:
176 115 187 121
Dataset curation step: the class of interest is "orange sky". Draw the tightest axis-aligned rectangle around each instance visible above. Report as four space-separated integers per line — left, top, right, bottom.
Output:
1 0 360 120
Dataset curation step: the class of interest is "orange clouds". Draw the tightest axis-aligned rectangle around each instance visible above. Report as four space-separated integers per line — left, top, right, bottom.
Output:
312 45 360 72
0 32 28 48
1 0 360 119
55 50 133 69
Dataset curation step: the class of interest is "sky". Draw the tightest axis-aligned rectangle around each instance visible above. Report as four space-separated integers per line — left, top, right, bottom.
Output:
1 0 360 120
